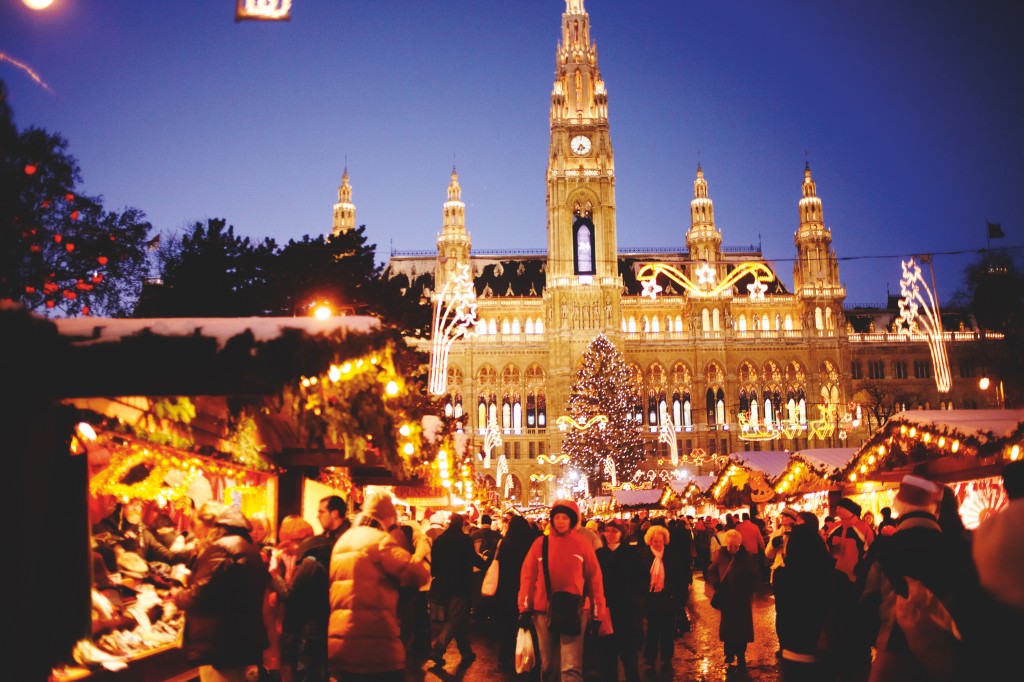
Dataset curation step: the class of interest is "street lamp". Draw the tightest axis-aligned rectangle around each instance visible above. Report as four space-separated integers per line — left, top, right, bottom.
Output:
979 376 1005 408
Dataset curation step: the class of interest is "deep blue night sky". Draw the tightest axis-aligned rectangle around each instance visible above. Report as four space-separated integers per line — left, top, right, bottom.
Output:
3 0 1021 306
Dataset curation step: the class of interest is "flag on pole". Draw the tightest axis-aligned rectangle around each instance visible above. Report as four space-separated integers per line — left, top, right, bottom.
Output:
987 222 1005 239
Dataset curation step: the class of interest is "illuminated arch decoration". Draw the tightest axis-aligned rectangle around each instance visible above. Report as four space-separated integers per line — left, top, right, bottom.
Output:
482 415 502 469
429 263 478 395
538 453 571 465
637 261 775 300
897 258 952 393
556 414 608 431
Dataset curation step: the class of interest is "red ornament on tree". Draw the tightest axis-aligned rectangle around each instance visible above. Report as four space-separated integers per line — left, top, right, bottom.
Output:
24 163 37 175
70 210 80 221
53 234 62 243
82 306 91 315
63 290 77 300
25 286 36 294
46 300 55 308
97 256 108 265
41 200 51 208
66 243 75 252
91 273 103 284
65 193 75 202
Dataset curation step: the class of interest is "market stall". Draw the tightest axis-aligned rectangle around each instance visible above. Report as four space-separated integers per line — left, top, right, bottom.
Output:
838 409 1024 527
772 447 858 521
6 307 430 681
663 476 718 518
709 450 792 515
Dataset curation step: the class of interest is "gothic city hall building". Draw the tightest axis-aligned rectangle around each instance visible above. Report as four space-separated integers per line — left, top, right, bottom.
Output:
334 1 995 505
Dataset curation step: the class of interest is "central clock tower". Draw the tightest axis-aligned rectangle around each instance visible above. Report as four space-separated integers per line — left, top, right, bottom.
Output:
545 0 622 405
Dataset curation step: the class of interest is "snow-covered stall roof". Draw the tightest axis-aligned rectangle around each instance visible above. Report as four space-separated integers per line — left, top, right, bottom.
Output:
725 450 793 480
895 410 1024 440
667 475 717 493
792 448 859 476
55 315 381 349
613 488 664 509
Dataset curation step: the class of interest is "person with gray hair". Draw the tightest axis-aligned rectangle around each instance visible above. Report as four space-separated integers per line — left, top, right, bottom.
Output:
705 528 761 670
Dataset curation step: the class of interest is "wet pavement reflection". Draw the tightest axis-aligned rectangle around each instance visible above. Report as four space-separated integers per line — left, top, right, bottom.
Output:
411 573 783 682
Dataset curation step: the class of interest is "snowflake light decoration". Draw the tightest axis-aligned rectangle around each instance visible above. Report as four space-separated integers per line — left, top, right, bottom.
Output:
695 262 717 286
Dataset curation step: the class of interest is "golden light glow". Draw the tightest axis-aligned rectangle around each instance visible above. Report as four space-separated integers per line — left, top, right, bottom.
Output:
429 264 478 395
23 0 56 10
312 304 332 320
236 0 291 21
979 377 991 391
556 414 608 431
1011 444 1020 461
636 260 775 300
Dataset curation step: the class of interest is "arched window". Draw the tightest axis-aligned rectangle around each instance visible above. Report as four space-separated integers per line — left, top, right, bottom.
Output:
628 317 637 333
716 388 726 426
651 316 661 333
488 319 497 335
675 315 683 331
712 308 721 331
573 217 596 275
784 314 793 331
702 309 710 331
682 394 692 427
815 307 824 330
511 319 521 334
706 388 717 426
761 314 770 330
501 319 511 335
538 392 547 427
525 318 534 334
512 394 523 432
738 315 747 332
825 307 833 329
536 317 545 334
648 392 659 425
672 391 682 425
526 393 537 428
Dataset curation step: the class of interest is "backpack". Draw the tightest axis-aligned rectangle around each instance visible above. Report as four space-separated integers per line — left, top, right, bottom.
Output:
880 565 962 682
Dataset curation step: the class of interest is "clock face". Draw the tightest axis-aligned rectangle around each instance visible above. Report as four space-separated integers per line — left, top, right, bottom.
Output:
570 135 592 156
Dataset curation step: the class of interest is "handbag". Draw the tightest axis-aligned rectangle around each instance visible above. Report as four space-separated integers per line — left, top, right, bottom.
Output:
481 541 500 597
543 536 583 635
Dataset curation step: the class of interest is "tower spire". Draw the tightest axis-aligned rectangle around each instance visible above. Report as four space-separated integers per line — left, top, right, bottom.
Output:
686 165 722 263
436 167 472 291
331 167 355 236
793 163 845 302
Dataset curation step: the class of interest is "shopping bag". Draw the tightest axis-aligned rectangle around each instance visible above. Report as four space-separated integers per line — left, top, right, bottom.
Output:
515 626 536 673
481 558 499 597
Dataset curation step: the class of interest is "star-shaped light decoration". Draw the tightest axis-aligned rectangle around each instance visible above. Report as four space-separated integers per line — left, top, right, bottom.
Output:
747 279 768 301
695 262 717 287
641 278 663 300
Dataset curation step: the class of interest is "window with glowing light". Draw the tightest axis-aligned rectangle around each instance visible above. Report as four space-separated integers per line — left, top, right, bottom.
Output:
573 218 596 276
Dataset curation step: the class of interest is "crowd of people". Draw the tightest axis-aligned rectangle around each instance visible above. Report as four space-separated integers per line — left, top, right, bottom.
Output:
88 459 1024 682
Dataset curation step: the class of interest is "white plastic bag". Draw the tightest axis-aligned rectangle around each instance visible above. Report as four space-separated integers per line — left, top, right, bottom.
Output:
515 626 536 673
481 558 500 596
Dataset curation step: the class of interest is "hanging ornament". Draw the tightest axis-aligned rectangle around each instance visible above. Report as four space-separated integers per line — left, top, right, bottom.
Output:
70 211 80 221
66 242 75 252
92 273 103 284
82 306 90 315
24 163 37 175
25 286 35 294
97 256 108 265
41 199 51 208
46 300 55 308
43 281 58 294
30 244 41 252
53 234 62 243
65 193 75 202
63 290 77 300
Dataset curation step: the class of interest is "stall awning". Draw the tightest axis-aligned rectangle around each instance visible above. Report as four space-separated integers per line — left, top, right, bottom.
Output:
613 488 664 509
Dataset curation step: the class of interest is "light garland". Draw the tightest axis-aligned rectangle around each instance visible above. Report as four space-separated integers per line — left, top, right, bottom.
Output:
636 260 775 300
538 453 571 465
897 258 952 393
556 414 608 431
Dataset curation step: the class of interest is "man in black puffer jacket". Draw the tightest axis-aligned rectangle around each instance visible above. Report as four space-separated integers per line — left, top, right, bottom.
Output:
173 504 269 679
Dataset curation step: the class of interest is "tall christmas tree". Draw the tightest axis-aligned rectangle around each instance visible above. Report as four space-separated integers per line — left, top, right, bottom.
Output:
562 334 645 493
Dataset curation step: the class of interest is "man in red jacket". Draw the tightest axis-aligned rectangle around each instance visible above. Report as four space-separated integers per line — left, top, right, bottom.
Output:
519 499 605 682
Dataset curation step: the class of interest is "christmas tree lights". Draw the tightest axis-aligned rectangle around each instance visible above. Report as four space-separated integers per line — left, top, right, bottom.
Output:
562 334 645 492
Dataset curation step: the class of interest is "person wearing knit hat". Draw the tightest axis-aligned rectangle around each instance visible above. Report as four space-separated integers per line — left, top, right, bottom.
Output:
859 473 979 681
827 497 874 583
765 507 799 584
518 499 606 681
327 492 430 678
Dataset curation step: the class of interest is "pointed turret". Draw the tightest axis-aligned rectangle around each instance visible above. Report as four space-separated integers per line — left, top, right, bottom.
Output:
331 168 356 236
436 167 472 291
793 163 845 318
685 165 723 263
